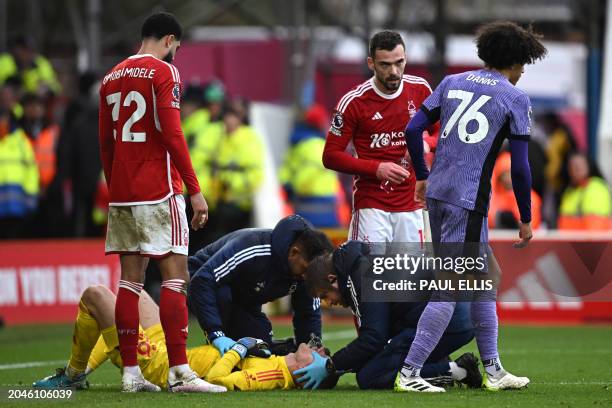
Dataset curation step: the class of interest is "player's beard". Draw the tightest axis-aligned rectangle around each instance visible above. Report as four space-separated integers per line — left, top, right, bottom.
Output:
377 73 401 92
163 49 175 64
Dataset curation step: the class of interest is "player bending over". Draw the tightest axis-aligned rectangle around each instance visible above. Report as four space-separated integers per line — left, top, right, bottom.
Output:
395 21 547 393
33 285 338 391
98 13 213 392
304 241 482 390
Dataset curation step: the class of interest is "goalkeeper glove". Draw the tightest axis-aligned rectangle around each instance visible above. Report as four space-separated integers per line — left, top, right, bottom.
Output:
212 336 236 356
231 337 272 359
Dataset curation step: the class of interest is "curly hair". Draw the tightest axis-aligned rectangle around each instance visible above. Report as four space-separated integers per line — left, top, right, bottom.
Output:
475 21 547 69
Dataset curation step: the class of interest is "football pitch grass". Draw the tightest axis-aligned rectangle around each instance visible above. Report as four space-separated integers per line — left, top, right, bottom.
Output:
0 321 610 407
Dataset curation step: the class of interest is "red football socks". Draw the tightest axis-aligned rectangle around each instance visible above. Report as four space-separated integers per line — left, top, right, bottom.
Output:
115 280 143 367
160 279 189 367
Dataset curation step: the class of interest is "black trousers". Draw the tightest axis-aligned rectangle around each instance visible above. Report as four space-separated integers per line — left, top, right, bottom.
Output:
356 303 474 389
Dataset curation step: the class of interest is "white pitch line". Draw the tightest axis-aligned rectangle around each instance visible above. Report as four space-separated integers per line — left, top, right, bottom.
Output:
0 360 65 370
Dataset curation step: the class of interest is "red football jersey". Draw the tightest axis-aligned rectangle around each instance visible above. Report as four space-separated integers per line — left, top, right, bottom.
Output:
324 75 439 212
99 54 200 206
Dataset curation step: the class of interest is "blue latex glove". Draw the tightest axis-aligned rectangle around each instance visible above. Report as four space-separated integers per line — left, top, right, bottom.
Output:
292 352 329 389
212 336 236 356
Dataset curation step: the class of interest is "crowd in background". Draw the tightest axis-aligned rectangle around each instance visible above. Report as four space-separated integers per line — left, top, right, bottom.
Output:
1 35 611 244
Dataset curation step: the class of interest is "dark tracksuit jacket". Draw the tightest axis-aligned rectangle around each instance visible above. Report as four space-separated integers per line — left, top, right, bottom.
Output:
188 215 321 345
331 241 473 381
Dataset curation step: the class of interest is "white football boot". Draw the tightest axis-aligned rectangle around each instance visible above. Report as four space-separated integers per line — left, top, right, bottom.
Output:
168 369 226 393
394 372 446 393
121 371 161 392
483 370 530 391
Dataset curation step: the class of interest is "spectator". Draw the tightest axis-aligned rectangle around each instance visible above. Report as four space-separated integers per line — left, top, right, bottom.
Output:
181 83 208 148
0 106 38 239
540 112 576 227
0 76 24 120
57 73 102 237
203 80 225 123
280 104 344 227
558 152 611 230
0 35 61 96
21 93 64 237
21 93 59 192
190 100 265 250
489 151 542 229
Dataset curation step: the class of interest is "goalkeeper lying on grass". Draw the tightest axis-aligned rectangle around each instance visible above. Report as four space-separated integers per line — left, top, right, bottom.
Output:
33 285 338 391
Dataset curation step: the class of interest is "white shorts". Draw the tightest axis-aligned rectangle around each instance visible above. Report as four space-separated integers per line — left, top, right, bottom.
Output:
348 208 424 250
105 195 188 257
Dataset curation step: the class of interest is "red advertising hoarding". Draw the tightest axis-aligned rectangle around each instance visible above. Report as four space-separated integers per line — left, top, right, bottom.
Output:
0 235 610 325
0 240 120 325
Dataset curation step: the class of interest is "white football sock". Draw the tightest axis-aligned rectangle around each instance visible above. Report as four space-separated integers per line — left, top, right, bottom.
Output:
123 365 140 376
169 364 191 377
483 357 504 378
400 364 421 378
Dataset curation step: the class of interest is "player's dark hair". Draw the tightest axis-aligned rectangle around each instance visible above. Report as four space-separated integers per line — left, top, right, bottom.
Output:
475 21 547 69
293 229 334 262
369 30 405 58
141 12 182 41
319 372 340 390
304 254 335 298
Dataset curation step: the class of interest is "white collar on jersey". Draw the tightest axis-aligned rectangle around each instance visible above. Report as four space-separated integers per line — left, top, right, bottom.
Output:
128 53 157 60
369 76 404 100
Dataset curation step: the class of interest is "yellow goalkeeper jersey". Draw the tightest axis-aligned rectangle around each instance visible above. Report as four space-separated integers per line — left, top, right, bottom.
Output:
205 350 295 391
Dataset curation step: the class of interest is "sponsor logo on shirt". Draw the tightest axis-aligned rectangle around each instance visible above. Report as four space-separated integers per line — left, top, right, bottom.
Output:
370 131 405 148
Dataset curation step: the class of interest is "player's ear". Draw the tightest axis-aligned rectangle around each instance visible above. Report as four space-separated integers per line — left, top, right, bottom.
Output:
327 274 337 284
288 244 300 259
367 56 375 71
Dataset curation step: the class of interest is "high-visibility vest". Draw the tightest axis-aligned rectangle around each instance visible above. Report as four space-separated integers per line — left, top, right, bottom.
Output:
279 136 340 227
28 124 59 191
558 177 612 230
0 128 39 217
182 108 210 148
191 123 264 211
0 53 61 94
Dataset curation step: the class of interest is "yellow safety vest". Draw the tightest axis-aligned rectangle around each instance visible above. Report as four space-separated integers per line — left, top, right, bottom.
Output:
191 123 264 211
559 177 611 230
0 53 61 94
182 108 210 148
0 128 39 216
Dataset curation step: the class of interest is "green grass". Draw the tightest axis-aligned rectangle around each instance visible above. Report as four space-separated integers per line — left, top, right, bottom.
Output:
1 321 611 407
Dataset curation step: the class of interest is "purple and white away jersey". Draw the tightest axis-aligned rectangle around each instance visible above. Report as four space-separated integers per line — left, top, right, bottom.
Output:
421 68 532 214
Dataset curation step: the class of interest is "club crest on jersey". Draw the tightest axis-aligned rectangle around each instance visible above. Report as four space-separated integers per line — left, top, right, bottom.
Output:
408 100 417 118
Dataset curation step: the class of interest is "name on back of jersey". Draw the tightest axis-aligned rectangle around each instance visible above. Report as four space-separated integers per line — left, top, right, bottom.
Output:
103 67 157 85
465 73 499 86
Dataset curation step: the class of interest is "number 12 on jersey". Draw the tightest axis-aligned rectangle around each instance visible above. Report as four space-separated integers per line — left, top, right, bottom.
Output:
442 90 491 144
106 91 147 142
